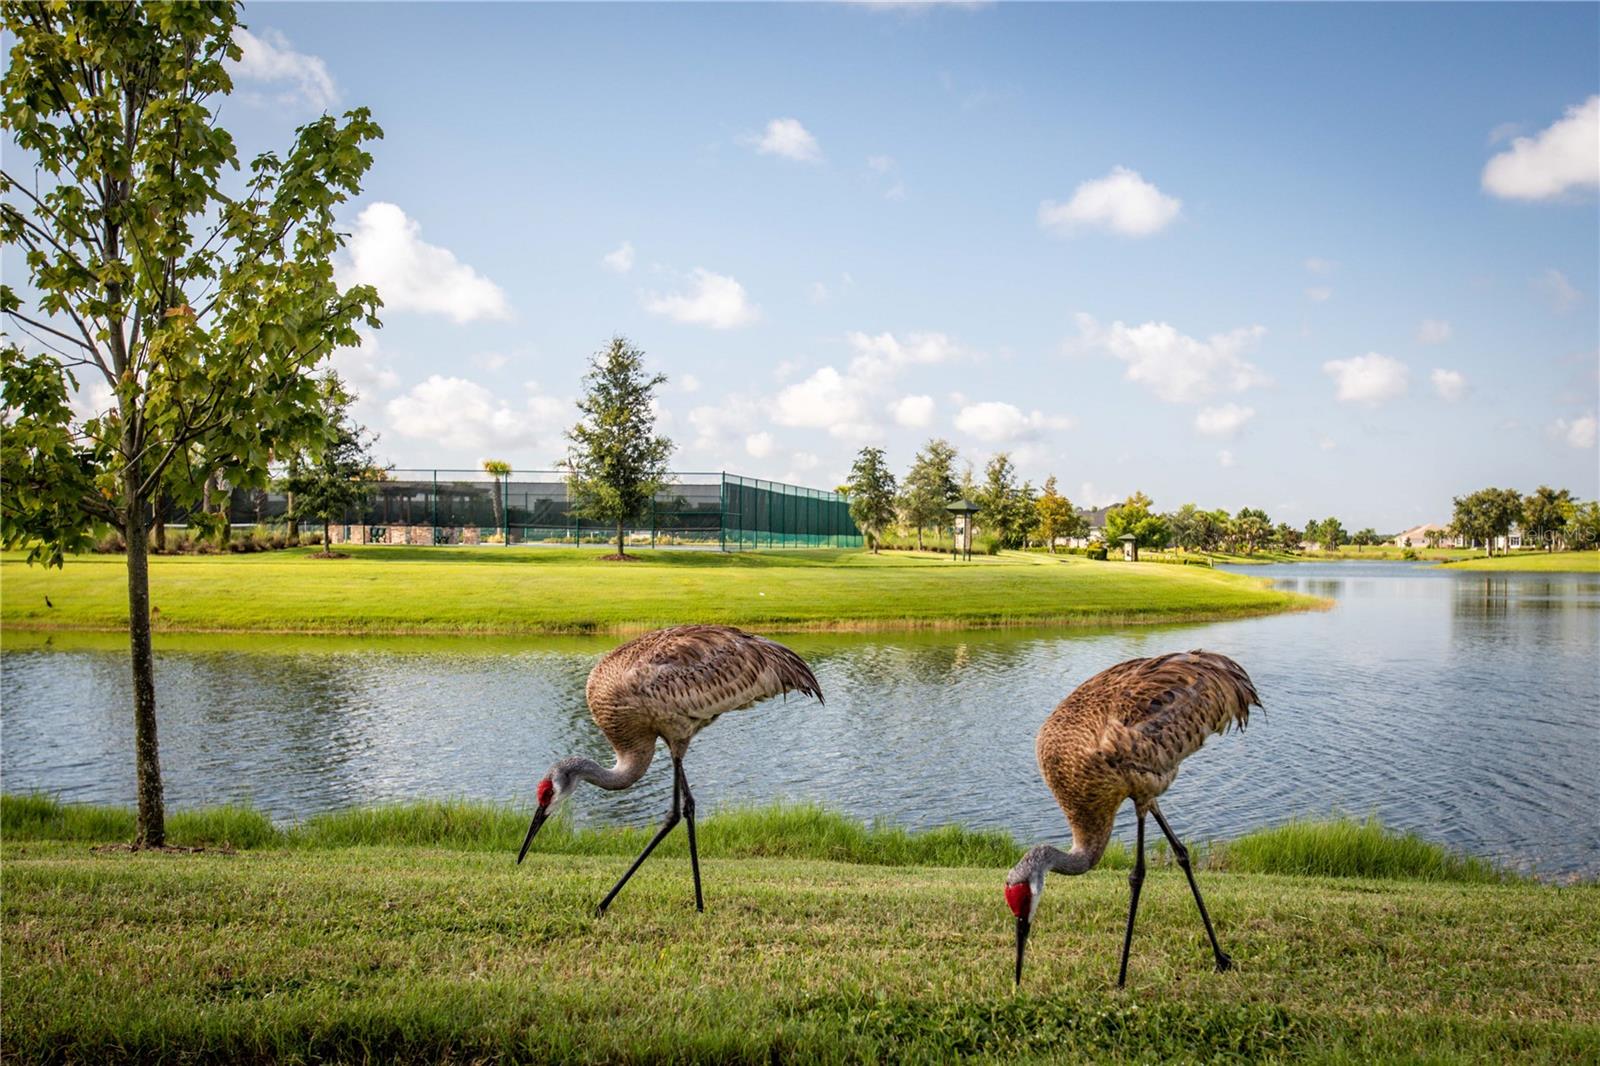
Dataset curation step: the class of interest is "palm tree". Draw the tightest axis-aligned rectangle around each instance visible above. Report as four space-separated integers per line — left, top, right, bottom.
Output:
483 459 512 540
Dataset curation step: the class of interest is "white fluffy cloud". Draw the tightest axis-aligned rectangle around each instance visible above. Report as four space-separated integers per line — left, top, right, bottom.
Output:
385 376 565 452
745 432 775 458
752 118 821 162
1550 414 1597 450
773 366 874 438
1322 353 1409 406
644 269 760 329
1194 403 1255 438
1416 319 1452 345
1217 449 1235 468
1482 96 1600 201
1074 313 1266 404
1430 368 1467 402
228 27 338 110
889 394 935 427
602 241 635 274
339 203 511 323
1039 166 1181 237
1304 286 1333 303
954 401 1072 443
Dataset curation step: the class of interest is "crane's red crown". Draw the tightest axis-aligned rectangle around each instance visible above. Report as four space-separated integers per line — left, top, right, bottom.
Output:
1004 881 1030 918
536 778 555 807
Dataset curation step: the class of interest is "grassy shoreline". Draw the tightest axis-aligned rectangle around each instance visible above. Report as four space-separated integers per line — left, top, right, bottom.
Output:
4 798 1595 1063
0 546 1322 636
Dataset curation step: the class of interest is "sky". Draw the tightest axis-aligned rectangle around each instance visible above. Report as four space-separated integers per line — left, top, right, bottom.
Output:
13 2 1600 531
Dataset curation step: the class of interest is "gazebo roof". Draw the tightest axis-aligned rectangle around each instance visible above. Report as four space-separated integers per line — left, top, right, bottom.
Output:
1117 533 1137 542
945 498 981 514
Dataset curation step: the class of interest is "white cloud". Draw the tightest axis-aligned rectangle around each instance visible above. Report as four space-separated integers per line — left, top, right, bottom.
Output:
471 352 510 372
751 118 821 162
745 432 775 458
867 154 895 173
678 374 701 394
1039 166 1181 237
809 281 831 304
1304 257 1338 275
1550 414 1597 450
846 330 963 380
773 366 875 439
890 394 935 427
1482 96 1600 201
69 376 116 425
602 241 635 274
1194 403 1255 438
1533 268 1581 312
1217 449 1235 468
1430 368 1467 402
1322 353 1409 406
1416 319 1452 345
644 269 760 329
1318 436 1336 451
1079 482 1121 509
954 401 1072 442
1304 286 1333 303
228 27 338 110
1074 313 1266 404
327 331 397 392
884 181 906 201
385 376 565 452
338 203 511 323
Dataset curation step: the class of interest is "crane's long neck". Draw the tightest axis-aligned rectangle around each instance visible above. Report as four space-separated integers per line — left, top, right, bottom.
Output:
1018 821 1113 880
556 745 653 793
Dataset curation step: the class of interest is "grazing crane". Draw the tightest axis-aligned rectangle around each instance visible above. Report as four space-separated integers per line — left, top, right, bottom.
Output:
518 624 823 914
1005 649 1260 987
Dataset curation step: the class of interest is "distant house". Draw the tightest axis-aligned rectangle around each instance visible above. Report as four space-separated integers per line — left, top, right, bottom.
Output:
1062 505 1113 549
1391 522 1456 548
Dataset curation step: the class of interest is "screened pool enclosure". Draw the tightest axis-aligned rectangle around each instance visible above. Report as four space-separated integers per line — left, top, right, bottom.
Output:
221 470 861 550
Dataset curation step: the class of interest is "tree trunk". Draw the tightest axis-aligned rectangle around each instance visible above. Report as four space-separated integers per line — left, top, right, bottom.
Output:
286 489 299 542
123 482 166 848
617 518 626 558
916 525 923 551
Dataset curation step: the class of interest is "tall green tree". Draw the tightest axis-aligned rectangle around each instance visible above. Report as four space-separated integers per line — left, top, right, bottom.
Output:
898 437 958 550
1103 491 1171 551
1233 508 1271 554
1033 476 1083 553
1308 517 1347 551
1451 488 1522 555
976 452 1034 549
482 458 512 537
562 336 673 559
281 377 383 558
1274 521 1302 552
1567 501 1600 551
1521 485 1573 551
846 446 897 553
0 3 381 846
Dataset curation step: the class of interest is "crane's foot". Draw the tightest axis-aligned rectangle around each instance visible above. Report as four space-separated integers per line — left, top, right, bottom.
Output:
1214 952 1234 973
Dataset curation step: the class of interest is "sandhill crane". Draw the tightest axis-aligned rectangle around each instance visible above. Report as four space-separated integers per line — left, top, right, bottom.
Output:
518 624 823 914
1005 649 1260 987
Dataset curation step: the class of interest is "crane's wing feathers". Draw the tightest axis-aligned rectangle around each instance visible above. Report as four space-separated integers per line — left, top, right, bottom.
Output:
1091 650 1260 771
602 624 823 721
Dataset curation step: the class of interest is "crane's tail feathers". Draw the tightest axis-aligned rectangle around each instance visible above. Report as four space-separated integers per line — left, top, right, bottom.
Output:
757 636 825 705
1187 648 1260 733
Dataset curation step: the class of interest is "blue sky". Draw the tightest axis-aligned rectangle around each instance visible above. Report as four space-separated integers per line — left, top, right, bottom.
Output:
25 3 1600 529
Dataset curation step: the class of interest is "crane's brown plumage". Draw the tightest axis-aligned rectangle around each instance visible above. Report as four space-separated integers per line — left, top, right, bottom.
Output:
1009 649 1261 987
521 624 823 914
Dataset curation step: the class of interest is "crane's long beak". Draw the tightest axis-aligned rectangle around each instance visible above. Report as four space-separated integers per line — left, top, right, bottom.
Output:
1014 916 1030 986
517 807 548 864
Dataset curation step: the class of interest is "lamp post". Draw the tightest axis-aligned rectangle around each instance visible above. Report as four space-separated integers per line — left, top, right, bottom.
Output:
946 498 981 561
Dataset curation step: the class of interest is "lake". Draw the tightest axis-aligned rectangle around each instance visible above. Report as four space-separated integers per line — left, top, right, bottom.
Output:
2 562 1596 877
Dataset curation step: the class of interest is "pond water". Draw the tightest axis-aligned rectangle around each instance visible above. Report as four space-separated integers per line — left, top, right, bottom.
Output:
2 562 1596 877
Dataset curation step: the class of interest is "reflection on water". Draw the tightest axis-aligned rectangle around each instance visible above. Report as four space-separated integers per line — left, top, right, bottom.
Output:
2 562 1596 877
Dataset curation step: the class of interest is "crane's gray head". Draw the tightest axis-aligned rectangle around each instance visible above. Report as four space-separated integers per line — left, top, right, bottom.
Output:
1004 848 1050 985
516 758 580 865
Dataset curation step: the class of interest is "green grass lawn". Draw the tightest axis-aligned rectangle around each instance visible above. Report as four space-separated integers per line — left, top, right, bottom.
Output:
0 546 1320 635
1438 551 1600 573
3 798 1595 1063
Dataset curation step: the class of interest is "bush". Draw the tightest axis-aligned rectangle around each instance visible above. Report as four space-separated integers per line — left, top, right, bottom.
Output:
1086 546 1108 561
93 530 126 553
1401 547 1419 560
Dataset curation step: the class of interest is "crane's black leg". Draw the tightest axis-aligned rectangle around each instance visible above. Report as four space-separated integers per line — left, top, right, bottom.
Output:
1117 813 1147 988
595 766 681 916
677 758 704 913
1150 803 1232 973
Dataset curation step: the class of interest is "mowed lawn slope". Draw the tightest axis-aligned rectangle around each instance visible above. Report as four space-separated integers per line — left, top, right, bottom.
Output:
3 840 1596 1064
0 547 1319 635
1439 551 1600 573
